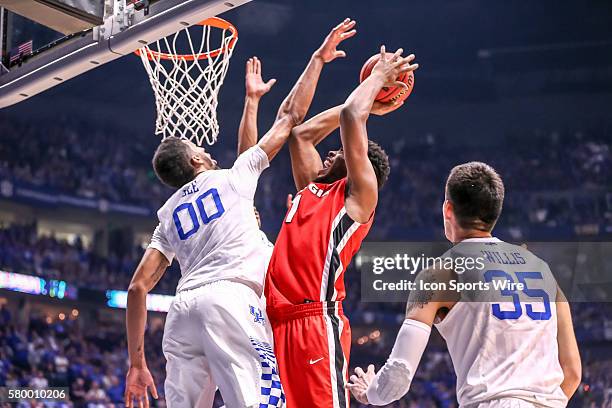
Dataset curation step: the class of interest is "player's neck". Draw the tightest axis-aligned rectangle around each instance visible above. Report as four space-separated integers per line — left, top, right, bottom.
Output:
194 165 217 176
455 229 493 243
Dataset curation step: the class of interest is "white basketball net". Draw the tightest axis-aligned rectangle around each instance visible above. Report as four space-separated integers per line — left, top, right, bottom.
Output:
138 18 237 146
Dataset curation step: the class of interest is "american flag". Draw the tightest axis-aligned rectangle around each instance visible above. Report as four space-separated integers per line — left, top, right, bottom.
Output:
9 40 33 64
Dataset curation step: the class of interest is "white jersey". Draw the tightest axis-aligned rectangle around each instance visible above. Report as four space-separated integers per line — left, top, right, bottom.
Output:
435 237 567 407
149 146 272 294
259 230 274 271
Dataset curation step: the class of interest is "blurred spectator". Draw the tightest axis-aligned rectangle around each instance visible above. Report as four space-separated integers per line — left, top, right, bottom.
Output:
1 115 611 240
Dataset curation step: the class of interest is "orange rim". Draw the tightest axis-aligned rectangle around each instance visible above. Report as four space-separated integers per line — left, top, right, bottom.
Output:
134 17 238 61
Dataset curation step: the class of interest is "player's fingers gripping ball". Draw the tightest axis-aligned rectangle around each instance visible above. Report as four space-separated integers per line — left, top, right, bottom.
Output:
359 52 416 104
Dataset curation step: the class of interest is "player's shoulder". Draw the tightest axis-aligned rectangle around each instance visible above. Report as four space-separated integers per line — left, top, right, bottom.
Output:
231 145 269 170
493 240 550 267
450 238 550 270
301 177 346 197
157 172 222 215
331 176 349 190
314 177 348 195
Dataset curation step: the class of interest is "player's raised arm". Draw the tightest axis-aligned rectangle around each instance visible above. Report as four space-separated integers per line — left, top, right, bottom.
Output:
556 288 582 399
347 267 456 405
125 246 170 408
257 18 357 161
289 101 402 191
289 105 343 190
237 57 277 156
340 46 418 223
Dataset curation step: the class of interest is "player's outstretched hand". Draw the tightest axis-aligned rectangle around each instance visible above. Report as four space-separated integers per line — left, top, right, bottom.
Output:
346 364 375 404
372 46 419 89
314 18 357 63
371 100 404 116
245 56 277 99
125 366 158 408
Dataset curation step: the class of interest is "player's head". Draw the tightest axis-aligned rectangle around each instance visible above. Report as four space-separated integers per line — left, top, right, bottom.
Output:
314 141 390 188
152 137 218 188
443 161 505 243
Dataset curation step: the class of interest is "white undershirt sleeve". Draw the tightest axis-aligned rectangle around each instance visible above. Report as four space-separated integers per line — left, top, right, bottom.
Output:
366 319 432 406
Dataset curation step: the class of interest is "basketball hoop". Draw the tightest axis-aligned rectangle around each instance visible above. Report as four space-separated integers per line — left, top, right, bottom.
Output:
136 17 238 146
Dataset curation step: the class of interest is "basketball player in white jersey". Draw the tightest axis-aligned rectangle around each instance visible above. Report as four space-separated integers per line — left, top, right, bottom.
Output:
347 162 582 407
123 18 358 408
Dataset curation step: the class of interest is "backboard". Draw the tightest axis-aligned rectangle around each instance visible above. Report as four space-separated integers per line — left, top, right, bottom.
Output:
0 0 250 108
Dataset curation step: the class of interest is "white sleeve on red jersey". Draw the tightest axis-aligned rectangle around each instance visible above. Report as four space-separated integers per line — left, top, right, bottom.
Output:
228 145 270 198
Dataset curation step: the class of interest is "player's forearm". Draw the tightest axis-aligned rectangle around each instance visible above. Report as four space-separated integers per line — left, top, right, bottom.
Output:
276 54 325 126
366 319 431 405
338 73 385 163
560 373 581 400
556 299 582 399
559 348 581 399
238 96 260 155
342 72 385 122
126 283 148 368
259 55 326 160
124 250 167 368
291 105 343 146
288 106 342 190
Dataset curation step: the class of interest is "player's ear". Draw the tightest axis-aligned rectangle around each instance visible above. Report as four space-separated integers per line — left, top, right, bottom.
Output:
190 152 205 167
443 199 453 221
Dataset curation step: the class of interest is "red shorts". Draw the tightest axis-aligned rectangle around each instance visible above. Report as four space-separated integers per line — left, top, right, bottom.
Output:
268 302 351 408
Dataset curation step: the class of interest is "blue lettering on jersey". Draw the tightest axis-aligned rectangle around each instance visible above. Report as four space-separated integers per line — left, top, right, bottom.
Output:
173 202 200 240
481 250 526 265
181 181 200 197
484 270 552 321
172 188 225 241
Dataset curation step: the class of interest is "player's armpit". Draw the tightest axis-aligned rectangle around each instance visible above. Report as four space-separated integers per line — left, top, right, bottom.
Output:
556 287 582 399
405 267 457 326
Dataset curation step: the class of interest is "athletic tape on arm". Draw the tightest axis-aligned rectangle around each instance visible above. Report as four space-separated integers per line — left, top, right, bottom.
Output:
366 319 431 405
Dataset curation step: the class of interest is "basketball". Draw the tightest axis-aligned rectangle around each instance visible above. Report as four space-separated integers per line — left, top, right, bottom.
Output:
359 52 415 104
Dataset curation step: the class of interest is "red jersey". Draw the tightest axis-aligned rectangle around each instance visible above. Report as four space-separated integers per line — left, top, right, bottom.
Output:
265 178 373 309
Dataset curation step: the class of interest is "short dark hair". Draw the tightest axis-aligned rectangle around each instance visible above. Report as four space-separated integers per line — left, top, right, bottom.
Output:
445 162 504 231
368 140 390 189
152 137 197 188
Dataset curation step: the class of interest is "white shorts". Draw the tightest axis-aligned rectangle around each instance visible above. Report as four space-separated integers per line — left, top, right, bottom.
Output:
471 398 562 408
162 280 285 408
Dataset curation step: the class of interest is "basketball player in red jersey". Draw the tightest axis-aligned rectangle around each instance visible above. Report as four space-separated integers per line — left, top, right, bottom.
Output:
265 45 419 407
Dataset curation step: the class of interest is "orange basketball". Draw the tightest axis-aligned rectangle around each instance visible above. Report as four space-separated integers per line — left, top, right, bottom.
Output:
359 52 414 104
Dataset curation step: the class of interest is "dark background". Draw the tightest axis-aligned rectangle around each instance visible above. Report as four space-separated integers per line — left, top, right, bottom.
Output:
5 0 612 147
